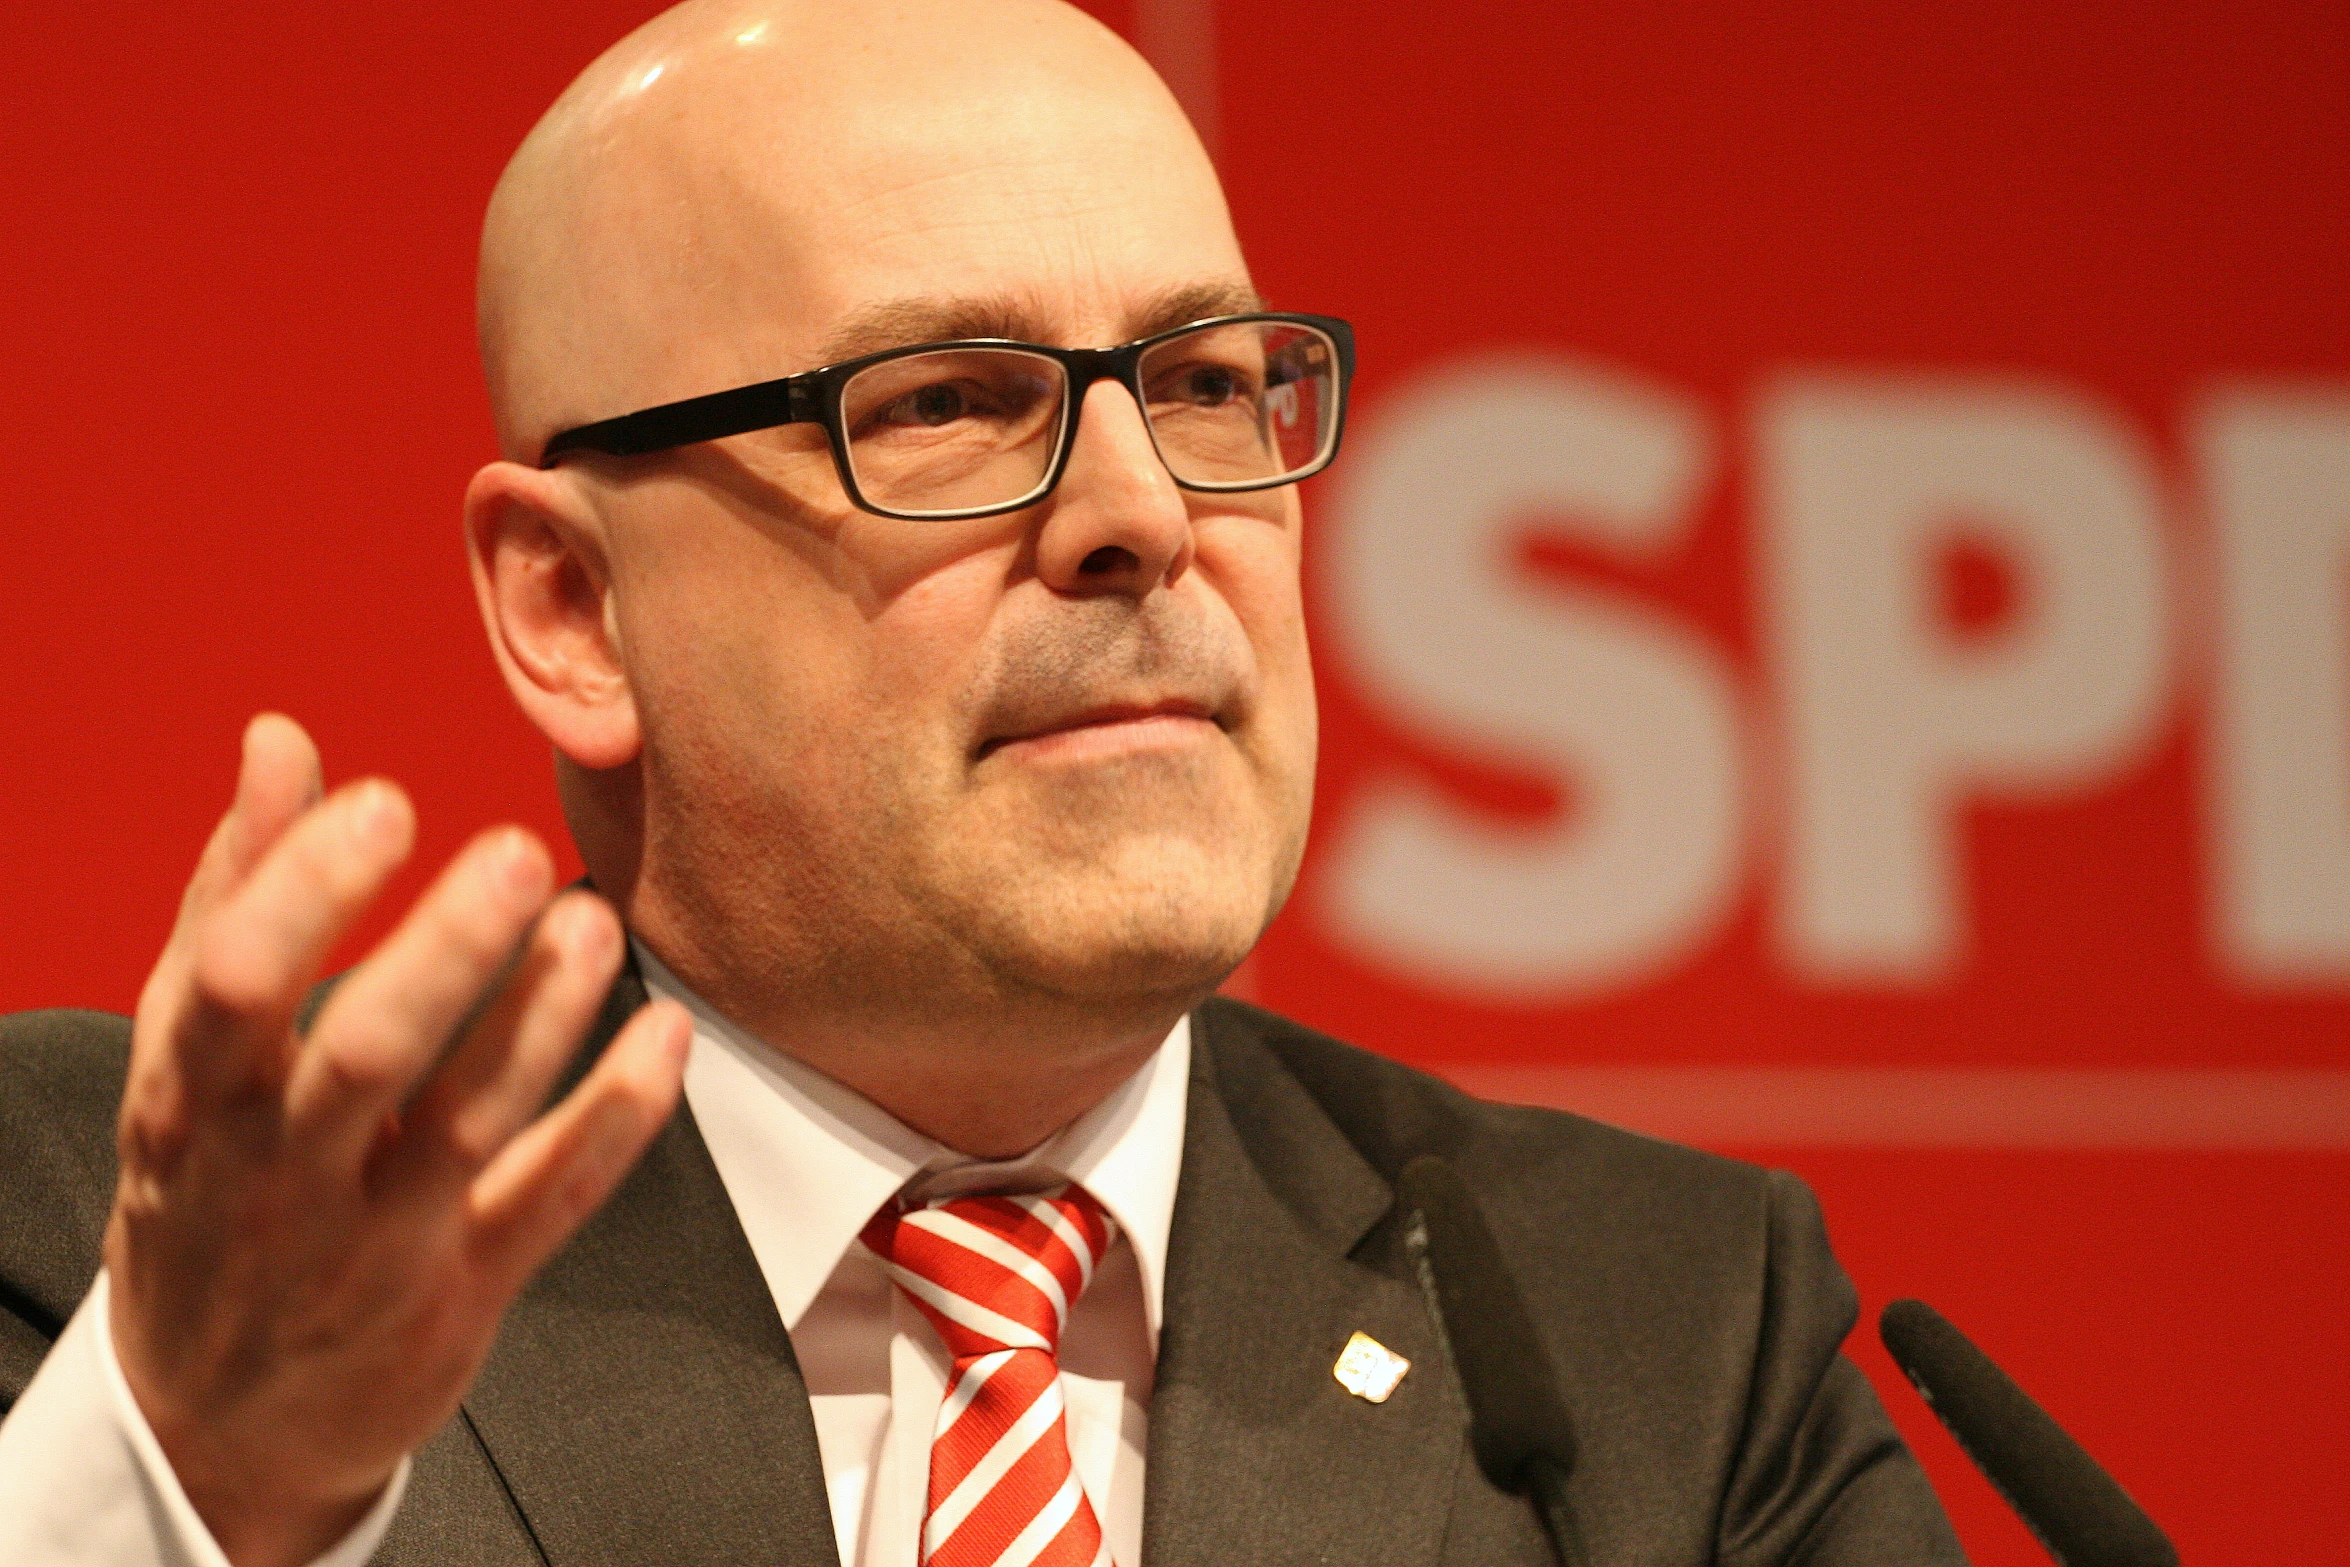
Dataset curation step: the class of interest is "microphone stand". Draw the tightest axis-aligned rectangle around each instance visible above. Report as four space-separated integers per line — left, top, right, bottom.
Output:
1522 1453 1595 1567
1401 1155 1591 1567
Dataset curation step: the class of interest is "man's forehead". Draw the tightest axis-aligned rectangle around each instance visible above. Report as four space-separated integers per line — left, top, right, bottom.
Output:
750 112 1248 366
482 0 1237 454
815 280 1265 364
597 121 1250 396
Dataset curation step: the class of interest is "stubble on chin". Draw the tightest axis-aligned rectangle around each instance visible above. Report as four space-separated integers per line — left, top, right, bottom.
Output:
908 738 1295 1004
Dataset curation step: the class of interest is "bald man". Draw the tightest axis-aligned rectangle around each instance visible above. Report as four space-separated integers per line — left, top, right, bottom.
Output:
0 3 1966 1565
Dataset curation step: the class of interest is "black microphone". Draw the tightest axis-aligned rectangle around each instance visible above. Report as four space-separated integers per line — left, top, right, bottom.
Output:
1880 1299 2178 1567
1399 1154 1591 1567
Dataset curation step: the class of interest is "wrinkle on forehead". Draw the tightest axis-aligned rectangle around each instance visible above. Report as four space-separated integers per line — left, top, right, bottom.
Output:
477 0 1236 463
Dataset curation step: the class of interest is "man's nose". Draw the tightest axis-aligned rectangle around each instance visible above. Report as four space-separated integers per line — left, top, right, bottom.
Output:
1031 378 1195 596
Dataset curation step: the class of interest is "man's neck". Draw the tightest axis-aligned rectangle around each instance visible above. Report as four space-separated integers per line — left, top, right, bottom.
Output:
628 935 1200 1159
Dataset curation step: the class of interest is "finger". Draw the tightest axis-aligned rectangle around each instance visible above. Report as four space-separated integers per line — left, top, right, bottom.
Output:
214 715 326 899
465 998 691 1295
140 717 326 1028
173 715 325 942
167 777 414 1103
287 826 555 1171
389 889 624 1193
128 717 329 1125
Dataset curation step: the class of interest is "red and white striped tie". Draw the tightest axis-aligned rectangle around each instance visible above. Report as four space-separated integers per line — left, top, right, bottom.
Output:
860 1185 1119 1567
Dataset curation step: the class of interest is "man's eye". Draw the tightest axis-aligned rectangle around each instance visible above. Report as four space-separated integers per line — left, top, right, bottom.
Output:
1150 361 1258 409
1179 366 1245 405
884 382 978 426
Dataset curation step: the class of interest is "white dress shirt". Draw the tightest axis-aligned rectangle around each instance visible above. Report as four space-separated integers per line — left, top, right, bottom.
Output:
645 947 1187 1567
0 950 1189 1567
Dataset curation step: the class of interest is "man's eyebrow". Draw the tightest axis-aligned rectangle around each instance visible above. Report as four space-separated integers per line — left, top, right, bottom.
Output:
816 296 1037 364
813 280 1267 365
1127 280 1266 339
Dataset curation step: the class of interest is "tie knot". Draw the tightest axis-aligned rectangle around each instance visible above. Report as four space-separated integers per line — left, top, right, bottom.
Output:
861 1185 1117 1362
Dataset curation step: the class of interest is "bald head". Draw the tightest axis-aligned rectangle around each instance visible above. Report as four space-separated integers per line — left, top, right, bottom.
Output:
479 0 1239 461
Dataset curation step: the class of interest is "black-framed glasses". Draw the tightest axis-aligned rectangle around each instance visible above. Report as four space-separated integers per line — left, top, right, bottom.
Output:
540 311 1355 521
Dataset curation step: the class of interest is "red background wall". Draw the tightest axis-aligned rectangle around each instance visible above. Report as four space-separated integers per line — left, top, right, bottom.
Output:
3 4 2342 1561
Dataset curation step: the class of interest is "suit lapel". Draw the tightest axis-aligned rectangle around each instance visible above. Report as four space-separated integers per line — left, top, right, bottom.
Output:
459 969 841 1567
1143 1001 1464 1566
444 969 1465 1565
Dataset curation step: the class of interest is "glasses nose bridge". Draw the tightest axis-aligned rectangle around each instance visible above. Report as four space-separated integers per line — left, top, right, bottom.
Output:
1053 340 1164 471
1057 341 1147 409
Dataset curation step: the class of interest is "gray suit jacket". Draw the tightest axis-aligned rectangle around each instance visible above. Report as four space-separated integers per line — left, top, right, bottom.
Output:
0 983 1965 1565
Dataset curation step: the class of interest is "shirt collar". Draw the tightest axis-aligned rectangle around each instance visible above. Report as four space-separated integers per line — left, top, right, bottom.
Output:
634 941 1190 1346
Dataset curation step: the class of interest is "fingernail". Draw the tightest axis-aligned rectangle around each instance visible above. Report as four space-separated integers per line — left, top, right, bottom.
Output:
553 895 616 959
492 829 549 900
349 782 407 848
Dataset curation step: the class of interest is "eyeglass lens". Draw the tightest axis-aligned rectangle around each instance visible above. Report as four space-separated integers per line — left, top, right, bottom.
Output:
835 320 1341 518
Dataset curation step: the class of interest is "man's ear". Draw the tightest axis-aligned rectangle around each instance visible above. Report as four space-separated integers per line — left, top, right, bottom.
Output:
464 461 641 771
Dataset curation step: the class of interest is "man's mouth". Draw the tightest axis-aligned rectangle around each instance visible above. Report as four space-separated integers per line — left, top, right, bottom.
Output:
977 699 1222 762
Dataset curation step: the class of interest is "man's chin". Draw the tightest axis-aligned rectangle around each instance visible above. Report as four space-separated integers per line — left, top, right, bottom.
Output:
953 849 1272 1010
1003 932 1251 1010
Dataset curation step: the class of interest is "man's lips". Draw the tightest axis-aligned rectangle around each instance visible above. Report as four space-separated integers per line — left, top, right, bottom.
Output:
977 700 1222 761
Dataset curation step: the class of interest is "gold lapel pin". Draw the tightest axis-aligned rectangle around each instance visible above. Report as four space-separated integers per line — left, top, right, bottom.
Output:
1333 1330 1411 1403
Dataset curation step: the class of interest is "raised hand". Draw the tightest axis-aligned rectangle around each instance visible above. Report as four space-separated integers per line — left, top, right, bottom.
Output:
102 715 690 1567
